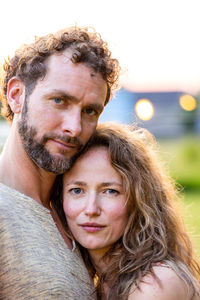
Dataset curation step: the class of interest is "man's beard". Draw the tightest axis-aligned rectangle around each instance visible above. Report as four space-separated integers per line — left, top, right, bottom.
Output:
17 100 83 174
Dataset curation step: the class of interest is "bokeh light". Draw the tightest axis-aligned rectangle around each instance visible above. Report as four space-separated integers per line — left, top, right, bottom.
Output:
135 99 154 121
179 94 197 111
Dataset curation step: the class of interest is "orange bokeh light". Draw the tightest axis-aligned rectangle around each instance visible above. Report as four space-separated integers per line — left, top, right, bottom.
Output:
179 94 196 111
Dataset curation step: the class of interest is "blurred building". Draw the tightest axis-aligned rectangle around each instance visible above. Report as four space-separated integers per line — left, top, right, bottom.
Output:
100 89 200 138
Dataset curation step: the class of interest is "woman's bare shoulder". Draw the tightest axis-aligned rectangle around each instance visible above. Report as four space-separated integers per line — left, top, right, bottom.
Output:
128 265 189 300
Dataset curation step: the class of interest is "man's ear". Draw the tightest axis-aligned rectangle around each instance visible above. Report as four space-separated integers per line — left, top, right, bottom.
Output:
7 77 25 114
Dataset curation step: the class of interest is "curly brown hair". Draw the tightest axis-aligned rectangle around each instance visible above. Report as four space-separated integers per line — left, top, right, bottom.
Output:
53 122 200 299
0 26 120 122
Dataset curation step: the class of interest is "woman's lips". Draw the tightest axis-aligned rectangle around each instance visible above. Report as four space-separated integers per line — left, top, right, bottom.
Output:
80 223 105 233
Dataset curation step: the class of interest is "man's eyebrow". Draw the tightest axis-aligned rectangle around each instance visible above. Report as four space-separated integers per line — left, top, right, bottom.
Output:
45 90 104 112
86 103 104 113
45 90 79 102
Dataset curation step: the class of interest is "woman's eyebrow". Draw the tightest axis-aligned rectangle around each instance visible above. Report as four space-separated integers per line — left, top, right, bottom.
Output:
99 182 123 188
64 181 87 187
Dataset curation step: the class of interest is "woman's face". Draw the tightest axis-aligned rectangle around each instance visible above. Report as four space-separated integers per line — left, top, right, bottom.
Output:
63 146 128 261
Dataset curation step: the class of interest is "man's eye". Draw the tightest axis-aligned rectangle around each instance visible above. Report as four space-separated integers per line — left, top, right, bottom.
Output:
84 108 97 116
52 98 64 105
69 188 83 195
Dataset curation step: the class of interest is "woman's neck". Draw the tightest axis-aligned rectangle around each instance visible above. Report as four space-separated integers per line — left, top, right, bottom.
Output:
88 246 111 272
88 250 111 298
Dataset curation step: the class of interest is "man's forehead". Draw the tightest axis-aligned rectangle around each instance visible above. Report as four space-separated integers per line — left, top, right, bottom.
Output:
45 50 71 68
46 50 99 79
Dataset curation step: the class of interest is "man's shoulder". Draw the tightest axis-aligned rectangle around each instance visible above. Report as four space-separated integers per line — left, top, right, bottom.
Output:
0 182 17 198
0 183 23 213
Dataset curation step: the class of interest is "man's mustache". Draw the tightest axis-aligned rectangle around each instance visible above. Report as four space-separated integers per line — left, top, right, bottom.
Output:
42 133 83 148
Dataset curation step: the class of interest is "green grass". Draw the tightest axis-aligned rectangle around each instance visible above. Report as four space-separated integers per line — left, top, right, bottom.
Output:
183 190 200 258
159 135 200 189
158 136 200 258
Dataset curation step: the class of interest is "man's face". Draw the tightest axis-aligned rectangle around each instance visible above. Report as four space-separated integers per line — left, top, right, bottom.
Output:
18 51 107 174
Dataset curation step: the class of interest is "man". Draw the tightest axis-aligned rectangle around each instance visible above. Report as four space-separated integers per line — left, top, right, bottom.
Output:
0 26 120 299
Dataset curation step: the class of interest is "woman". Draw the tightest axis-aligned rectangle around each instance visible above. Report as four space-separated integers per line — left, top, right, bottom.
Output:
53 122 200 299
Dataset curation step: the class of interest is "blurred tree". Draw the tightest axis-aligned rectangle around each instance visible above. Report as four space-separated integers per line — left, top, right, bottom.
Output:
180 93 200 134
181 109 196 133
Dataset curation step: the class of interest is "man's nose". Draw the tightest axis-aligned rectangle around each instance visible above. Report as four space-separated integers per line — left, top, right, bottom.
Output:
62 107 82 137
84 193 101 217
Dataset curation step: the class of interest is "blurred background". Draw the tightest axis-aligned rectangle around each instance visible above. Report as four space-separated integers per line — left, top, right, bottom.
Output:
0 0 199 255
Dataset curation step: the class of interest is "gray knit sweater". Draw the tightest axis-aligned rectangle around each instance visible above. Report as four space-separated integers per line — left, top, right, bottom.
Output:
0 183 96 299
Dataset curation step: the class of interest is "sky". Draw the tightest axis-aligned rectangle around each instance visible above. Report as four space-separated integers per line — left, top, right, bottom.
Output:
0 0 200 94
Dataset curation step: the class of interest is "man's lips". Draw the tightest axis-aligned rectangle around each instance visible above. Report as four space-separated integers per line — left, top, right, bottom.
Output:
43 133 83 149
52 139 77 149
80 222 106 233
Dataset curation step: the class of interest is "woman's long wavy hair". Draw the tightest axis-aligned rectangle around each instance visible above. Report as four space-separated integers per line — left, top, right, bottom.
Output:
52 122 200 299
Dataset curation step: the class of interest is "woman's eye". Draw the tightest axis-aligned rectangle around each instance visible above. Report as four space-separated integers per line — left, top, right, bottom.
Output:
104 189 119 195
69 188 83 195
52 98 64 105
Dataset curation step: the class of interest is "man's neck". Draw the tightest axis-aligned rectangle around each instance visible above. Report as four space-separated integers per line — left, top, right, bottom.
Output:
0 127 56 208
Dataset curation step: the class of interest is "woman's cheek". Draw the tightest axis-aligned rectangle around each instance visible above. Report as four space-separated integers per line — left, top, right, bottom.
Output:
63 201 81 219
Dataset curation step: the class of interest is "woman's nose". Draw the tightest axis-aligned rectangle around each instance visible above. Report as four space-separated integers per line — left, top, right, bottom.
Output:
84 193 101 217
